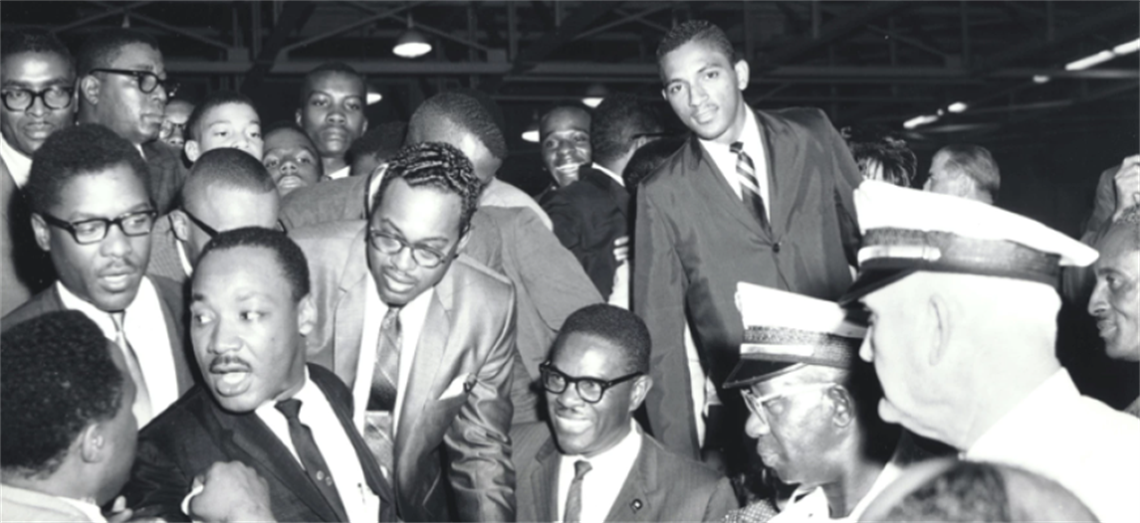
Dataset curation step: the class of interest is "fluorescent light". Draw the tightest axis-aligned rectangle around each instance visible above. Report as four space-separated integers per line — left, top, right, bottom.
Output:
947 101 968 113
367 92 383 105
1033 75 1051 84
903 114 939 130
1066 50 1115 71
581 97 604 108
522 129 540 143
1114 38 1140 55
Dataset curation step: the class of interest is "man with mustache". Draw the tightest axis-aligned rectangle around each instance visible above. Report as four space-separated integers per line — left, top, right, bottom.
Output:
1 124 195 429
1 28 77 313
635 20 863 464
297 62 368 181
76 28 186 215
124 227 396 522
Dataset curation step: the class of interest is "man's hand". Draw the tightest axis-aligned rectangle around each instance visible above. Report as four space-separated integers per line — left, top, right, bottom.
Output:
188 462 275 522
1113 154 1140 221
613 235 630 264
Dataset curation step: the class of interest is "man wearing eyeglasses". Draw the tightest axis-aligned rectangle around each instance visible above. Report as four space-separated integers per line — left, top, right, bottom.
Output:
76 28 186 215
290 142 517 522
512 304 737 522
2 124 195 429
1 28 77 314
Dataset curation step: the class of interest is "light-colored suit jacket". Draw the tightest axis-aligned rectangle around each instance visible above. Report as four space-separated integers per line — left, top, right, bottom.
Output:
291 220 517 522
512 422 738 522
1 485 103 522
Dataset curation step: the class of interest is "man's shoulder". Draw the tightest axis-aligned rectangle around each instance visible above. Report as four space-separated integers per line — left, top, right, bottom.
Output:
1 287 61 332
290 219 366 244
641 432 726 485
139 385 215 440
280 176 369 229
755 106 836 136
551 168 615 204
450 254 514 293
0 487 95 522
639 138 697 190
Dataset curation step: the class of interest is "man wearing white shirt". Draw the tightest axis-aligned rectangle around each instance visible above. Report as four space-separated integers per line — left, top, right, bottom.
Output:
123 227 395 522
513 304 737 522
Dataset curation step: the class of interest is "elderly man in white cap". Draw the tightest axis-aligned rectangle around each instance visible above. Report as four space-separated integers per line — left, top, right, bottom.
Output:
841 180 1140 523
723 284 925 523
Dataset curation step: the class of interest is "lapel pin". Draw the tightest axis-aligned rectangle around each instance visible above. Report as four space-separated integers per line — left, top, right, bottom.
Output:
631 499 643 511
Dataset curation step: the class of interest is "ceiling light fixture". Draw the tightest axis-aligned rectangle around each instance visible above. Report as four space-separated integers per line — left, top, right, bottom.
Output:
1033 75 1051 84
1065 36 1140 71
394 13 432 59
367 91 383 105
947 101 968 113
903 114 940 130
522 111 540 143
582 83 607 109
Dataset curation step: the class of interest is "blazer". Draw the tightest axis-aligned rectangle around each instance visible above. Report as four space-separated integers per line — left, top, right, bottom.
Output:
0 486 103 522
542 165 630 300
142 140 190 216
634 107 863 458
1 276 196 395
145 214 189 286
123 364 397 522
512 422 738 522
291 220 517 522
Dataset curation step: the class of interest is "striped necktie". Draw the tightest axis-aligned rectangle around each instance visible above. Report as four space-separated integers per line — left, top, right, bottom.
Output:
730 141 771 231
364 307 401 478
110 311 153 425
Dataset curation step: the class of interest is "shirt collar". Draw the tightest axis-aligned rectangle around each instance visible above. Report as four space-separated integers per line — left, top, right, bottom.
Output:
256 367 315 417
591 163 625 187
56 277 157 338
697 108 762 152
176 240 194 277
56 494 108 523
1 134 34 188
561 419 642 462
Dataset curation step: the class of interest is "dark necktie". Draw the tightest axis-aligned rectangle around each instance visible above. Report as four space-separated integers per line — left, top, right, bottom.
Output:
110 311 153 425
730 141 771 232
563 459 593 523
275 399 348 519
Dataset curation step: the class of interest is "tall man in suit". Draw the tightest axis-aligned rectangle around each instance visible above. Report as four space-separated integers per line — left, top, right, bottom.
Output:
76 28 186 214
124 227 396 522
2 124 194 428
513 304 737 522
291 143 516 522
636 20 863 461
1 28 77 311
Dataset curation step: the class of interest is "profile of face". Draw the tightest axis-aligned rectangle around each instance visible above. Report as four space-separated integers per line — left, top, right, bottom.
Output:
367 178 468 306
923 154 968 197
545 332 650 458
296 72 367 161
31 164 153 311
185 102 263 162
1089 226 1140 361
172 187 280 265
540 107 591 187
83 43 168 145
262 127 322 196
1 51 76 157
159 100 193 148
742 372 838 486
660 39 750 145
93 342 139 505
190 246 313 413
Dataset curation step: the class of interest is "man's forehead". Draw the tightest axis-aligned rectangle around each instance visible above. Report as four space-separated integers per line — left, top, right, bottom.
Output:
1 51 74 83
204 103 258 124
305 72 365 96
106 42 163 71
662 40 733 78
541 109 590 135
266 129 315 152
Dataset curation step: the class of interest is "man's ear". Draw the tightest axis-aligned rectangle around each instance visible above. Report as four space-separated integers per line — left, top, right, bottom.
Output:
294 110 303 127
927 294 952 367
734 59 751 91
827 385 855 428
31 213 52 252
456 226 472 254
184 140 201 163
661 87 668 101
169 210 190 242
361 117 369 134
79 75 100 105
297 294 316 337
78 423 105 464
629 375 654 411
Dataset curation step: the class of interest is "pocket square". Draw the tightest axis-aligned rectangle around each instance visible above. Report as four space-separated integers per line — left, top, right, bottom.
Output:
439 373 476 400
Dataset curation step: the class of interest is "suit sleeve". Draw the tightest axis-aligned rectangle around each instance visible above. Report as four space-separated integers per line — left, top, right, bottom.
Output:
702 478 740 521
814 109 864 266
545 192 614 299
443 286 518 522
124 426 195 522
633 186 700 460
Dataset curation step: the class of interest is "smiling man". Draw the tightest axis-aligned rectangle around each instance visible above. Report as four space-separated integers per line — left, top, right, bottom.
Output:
2 125 195 429
1089 204 1140 416
539 105 593 193
296 62 368 180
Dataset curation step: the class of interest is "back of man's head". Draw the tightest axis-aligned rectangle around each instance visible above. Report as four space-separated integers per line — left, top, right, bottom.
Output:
25 124 150 215
76 28 159 77
931 144 1000 203
552 304 651 375
346 121 407 177
1 311 127 493
407 91 509 160
623 135 683 189
1 28 75 73
591 93 662 169
182 147 277 206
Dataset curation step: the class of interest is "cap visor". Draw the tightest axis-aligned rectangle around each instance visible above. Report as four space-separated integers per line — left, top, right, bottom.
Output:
838 268 917 306
724 359 801 389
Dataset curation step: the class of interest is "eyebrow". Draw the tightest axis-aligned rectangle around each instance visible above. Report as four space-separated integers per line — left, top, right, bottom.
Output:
378 219 451 245
68 202 153 221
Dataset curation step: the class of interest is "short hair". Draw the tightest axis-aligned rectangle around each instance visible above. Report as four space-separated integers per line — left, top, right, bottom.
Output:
1104 203 1140 252
1 310 124 478
299 61 366 107
841 126 917 187
551 304 651 374
25 124 151 214
656 20 738 80
0 28 75 75
263 121 324 177
934 144 1001 203
346 121 407 166
408 92 509 160
372 142 481 234
591 94 663 167
623 136 684 188
182 148 277 206
76 28 160 76
184 90 257 143
196 227 310 302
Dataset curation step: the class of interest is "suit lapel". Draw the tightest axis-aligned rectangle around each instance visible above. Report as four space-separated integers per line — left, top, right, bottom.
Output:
604 433 657 522
532 437 561 522
333 227 371 385
686 135 770 239
755 109 813 243
393 284 451 461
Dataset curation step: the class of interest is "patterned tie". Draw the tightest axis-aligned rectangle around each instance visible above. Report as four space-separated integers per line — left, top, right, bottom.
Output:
110 312 153 425
563 460 593 523
364 307 401 478
276 399 348 520
730 141 771 231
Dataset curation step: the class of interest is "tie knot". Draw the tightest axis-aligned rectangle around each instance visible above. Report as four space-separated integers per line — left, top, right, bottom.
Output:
383 306 402 328
730 141 745 154
110 311 126 332
276 398 303 419
573 459 592 479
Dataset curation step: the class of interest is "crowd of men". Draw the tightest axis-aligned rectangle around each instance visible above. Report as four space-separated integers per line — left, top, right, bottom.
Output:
1 19 1137 523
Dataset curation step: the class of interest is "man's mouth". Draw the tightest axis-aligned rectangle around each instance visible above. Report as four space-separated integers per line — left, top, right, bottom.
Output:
277 175 308 191
210 357 253 397
1097 319 1117 338
98 265 138 291
692 106 718 125
552 409 593 433
382 268 416 294
23 122 54 139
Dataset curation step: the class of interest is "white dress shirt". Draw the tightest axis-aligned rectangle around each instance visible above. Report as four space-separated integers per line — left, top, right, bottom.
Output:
771 441 906 522
965 369 1140 523
326 165 351 180
57 496 108 523
352 279 434 432
698 110 770 220
591 163 625 188
481 178 554 230
556 421 643 523
254 369 381 523
1 135 33 188
57 277 180 427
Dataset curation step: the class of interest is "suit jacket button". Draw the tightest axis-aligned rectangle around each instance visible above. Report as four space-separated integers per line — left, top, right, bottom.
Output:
631 499 643 511
773 241 781 253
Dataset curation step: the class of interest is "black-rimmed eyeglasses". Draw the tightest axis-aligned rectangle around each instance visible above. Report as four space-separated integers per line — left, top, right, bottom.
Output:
367 229 452 269
539 361 642 404
40 210 157 244
89 68 178 97
1 86 75 112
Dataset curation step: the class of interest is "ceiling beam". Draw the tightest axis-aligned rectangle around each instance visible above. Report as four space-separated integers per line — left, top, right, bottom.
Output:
240 1 316 99
758 1 911 68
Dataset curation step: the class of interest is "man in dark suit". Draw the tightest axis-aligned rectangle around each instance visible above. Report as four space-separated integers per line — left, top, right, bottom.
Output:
514 304 737 522
291 143 516 522
75 28 186 214
636 20 863 461
543 93 662 303
124 227 396 522
2 125 194 429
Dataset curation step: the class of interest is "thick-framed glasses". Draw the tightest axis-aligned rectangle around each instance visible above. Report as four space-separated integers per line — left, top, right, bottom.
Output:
741 382 834 422
367 229 450 268
1 86 74 112
40 209 157 245
183 208 287 238
89 68 178 97
539 361 642 404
